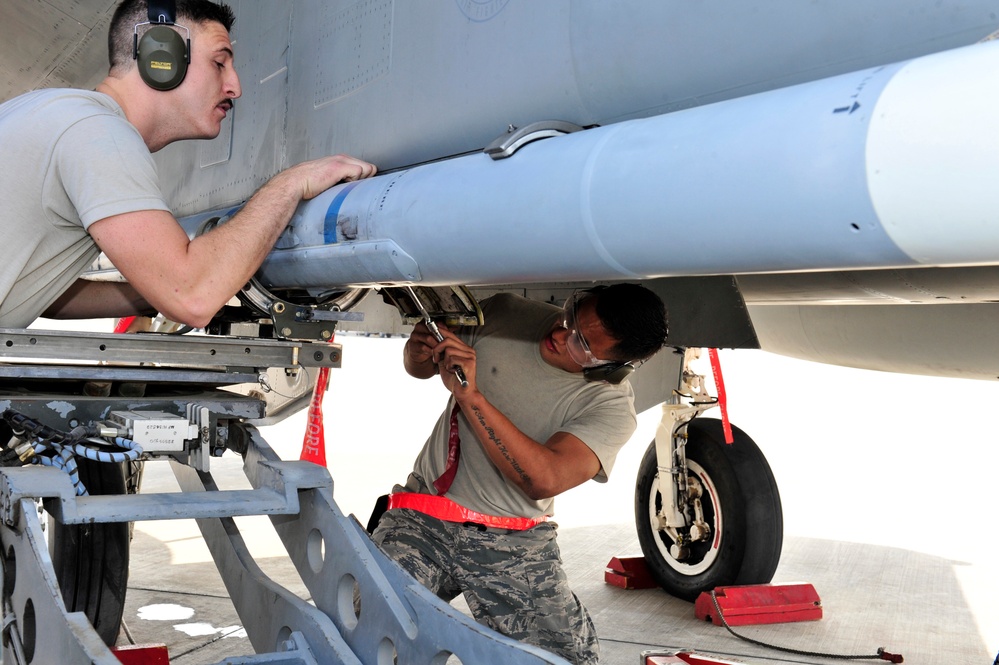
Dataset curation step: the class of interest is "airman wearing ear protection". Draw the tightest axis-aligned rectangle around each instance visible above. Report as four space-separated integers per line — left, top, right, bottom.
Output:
0 0 376 329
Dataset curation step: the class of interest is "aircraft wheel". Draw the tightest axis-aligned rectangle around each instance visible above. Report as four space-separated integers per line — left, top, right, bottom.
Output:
634 418 783 601
47 458 131 645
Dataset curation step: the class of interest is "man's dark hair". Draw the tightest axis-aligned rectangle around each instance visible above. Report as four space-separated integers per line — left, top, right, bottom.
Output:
108 0 235 74
589 283 668 361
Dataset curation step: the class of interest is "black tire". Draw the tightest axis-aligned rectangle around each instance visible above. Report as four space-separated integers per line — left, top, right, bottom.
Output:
634 418 782 601
48 458 130 645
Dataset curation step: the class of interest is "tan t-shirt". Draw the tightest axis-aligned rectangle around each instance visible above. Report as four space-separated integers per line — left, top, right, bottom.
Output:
0 89 169 327
408 293 637 518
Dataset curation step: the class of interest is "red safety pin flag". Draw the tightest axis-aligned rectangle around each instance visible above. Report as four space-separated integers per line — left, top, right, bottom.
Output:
300 357 332 466
708 348 734 444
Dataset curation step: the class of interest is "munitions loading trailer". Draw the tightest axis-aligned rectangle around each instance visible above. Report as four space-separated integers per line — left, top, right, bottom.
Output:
0 325 570 664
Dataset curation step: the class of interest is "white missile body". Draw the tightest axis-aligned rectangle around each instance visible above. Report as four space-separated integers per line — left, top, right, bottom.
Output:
255 41 999 293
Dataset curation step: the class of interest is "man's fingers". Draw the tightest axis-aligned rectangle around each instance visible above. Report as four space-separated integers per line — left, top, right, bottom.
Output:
299 154 377 199
331 154 377 182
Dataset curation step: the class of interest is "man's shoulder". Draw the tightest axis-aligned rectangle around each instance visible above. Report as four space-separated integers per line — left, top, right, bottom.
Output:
2 89 128 139
8 88 120 115
482 292 554 317
477 293 557 335
481 292 521 309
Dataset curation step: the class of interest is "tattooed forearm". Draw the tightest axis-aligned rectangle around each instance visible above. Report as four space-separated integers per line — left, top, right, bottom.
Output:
470 405 533 487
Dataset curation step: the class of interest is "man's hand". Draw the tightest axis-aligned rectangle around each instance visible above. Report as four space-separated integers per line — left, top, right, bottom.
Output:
276 154 378 200
403 321 476 392
431 324 477 395
403 321 441 379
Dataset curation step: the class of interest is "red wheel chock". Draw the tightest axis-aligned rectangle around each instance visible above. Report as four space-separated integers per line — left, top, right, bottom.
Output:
603 555 659 589
695 583 822 626
111 643 170 664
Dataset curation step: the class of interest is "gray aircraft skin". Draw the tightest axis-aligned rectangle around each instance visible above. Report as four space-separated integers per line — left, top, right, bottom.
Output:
3 0 999 380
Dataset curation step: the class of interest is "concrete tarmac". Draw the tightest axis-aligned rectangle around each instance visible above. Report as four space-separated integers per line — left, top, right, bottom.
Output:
112 335 998 664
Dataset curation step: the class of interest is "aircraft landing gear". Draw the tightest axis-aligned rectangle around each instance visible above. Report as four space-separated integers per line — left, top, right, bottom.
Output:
47 458 131 646
634 350 783 601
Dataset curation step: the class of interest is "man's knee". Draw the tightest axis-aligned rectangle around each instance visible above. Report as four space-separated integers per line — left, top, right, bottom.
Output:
460 530 598 664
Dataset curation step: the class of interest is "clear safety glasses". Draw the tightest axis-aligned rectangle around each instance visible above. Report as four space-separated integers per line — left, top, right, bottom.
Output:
561 291 614 368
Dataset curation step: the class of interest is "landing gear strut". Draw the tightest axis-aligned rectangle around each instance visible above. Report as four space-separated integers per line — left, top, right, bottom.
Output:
634 349 783 601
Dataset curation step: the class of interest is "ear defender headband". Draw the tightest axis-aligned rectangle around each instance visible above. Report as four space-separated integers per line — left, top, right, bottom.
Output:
134 0 190 91
583 360 635 385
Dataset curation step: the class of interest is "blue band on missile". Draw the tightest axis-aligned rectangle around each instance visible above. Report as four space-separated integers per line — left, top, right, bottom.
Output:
324 181 360 244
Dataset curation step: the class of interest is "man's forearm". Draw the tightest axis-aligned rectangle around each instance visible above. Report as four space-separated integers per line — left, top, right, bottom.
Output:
89 155 376 328
456 391 600 501
42 279 156 320
465 398 539 494
188 174 303 294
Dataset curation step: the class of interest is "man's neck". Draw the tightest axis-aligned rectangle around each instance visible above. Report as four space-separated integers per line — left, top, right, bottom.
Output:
95 75 169 152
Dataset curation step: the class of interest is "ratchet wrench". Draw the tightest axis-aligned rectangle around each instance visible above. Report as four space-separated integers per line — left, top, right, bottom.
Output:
405 286 469 388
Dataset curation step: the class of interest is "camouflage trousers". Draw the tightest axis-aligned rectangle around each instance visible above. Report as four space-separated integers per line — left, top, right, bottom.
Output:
371 507 600 664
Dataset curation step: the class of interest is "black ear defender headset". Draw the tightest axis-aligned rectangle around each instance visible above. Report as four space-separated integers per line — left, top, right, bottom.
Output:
583 358 636 385
134 0 190 91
